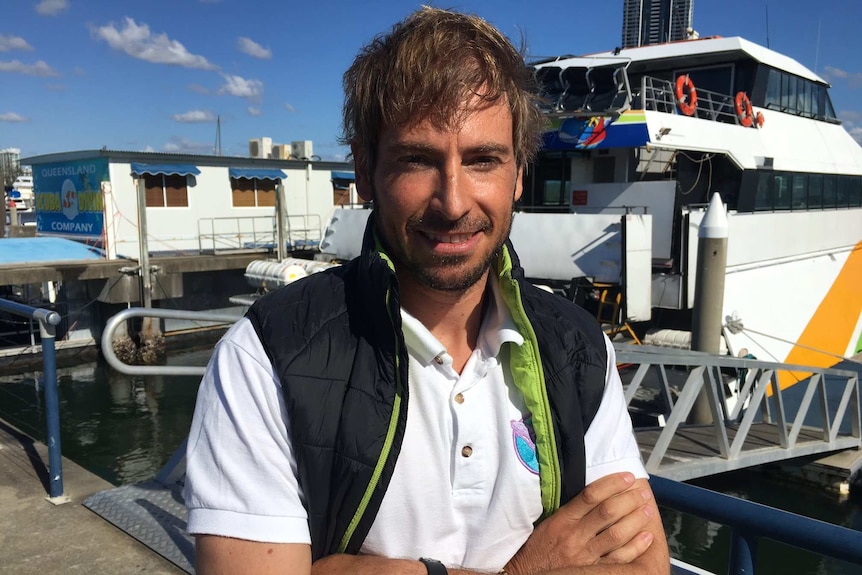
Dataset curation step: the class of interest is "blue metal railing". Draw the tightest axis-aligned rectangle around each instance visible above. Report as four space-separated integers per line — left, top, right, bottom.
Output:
651 475 862 574
0 298 64 499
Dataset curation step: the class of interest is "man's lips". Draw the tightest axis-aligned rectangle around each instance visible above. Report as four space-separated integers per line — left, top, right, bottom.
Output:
421 231 478 244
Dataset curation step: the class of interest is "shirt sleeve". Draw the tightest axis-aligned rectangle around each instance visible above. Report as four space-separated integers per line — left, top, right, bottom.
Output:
583 335 648 485
184 318 311 544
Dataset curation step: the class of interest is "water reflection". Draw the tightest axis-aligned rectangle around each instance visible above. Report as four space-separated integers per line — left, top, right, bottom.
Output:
0 353 204 486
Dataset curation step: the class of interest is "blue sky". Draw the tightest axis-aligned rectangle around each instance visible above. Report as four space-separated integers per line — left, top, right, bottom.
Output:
2 0 861 161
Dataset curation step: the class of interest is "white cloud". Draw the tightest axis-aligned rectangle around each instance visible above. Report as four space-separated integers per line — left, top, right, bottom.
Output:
248 106 262 116
173 110 216 123
0 35 34 52
0 112 28 122
163 136 213 154
218 74 263 100
36 0 69 16
237 37 272 60
143 145 156 153
284 102 296 113
823 65 862 88
187 83 210 95
0 59 60 76
93 18 218 70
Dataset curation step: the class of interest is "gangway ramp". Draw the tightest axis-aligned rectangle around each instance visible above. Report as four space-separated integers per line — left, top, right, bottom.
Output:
615 345 862 481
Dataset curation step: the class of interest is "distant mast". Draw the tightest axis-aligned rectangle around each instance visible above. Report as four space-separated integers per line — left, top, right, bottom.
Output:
214 115 222 156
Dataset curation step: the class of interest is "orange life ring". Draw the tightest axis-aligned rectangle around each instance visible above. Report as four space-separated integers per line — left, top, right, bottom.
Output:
675 75 698 116
735 92 754 127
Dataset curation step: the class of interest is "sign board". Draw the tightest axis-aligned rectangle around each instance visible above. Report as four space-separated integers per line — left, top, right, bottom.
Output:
34 158 108 238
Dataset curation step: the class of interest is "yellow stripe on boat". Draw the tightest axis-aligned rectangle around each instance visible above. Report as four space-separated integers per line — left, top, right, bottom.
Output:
777 240 862 390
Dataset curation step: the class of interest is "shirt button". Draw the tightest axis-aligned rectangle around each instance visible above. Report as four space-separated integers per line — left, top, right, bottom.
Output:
461 445 473 458
454 393 465 404
434 355 444 365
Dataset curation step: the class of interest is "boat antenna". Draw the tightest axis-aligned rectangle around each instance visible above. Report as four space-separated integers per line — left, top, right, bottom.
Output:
765 4 770 48
214 115 222 156
814 18 822 74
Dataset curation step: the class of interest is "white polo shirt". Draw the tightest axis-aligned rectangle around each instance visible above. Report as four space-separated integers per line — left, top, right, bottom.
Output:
185 279 646 571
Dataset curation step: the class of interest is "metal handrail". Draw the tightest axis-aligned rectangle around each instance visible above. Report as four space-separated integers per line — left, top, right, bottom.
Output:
650 475 862 574
0 297 65 501
101 307 242 376
616 345 861 478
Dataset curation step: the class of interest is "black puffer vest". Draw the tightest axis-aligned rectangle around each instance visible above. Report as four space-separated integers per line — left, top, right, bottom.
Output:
246 217 608 561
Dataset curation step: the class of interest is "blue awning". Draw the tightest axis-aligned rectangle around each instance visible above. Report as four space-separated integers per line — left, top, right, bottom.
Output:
331 171 355 181
229 168 286 181
130 163 201 176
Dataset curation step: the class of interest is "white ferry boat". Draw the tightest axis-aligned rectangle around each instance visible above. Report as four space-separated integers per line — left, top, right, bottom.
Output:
319 34 862 392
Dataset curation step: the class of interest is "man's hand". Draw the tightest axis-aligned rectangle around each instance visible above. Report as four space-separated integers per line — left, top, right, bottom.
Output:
505 472 658 575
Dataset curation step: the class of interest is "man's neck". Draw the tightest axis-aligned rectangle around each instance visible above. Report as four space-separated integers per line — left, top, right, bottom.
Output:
398 272 490 373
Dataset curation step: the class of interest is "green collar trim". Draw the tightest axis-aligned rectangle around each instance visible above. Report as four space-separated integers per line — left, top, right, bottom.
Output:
496 244 561 516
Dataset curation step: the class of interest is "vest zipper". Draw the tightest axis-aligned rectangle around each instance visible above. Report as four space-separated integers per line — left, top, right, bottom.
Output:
499 250 562 515
337 285 404 552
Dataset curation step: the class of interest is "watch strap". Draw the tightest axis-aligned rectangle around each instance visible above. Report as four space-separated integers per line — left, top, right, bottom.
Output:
418 557 448 575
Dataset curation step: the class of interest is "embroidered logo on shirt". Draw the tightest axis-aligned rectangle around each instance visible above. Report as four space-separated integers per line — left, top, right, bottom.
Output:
511 417 539 474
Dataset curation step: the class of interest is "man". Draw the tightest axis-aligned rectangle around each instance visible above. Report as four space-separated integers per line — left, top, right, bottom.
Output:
185 7 669 575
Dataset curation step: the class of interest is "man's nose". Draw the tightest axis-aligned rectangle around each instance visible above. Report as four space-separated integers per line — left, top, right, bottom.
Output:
432 162 471 220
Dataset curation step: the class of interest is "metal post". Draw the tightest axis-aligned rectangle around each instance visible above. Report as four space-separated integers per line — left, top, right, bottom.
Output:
729 529 757 575
135 178 152 308
276 181 286 261
37 309 68 503
691 193 728 424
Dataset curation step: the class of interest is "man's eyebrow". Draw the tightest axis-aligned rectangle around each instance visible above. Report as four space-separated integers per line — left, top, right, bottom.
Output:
384 142 513 155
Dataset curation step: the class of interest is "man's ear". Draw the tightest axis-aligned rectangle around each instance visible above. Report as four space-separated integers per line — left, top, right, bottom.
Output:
351 144 374 202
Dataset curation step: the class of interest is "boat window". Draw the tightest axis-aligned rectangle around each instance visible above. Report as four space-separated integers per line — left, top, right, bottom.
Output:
763 67 838 121
745 170 862 212
816 175 834 208
851 178 862 207
522 151 573 210
144 174 189 208
828 176 844 208
806 175 822 209
791 174 808 210
773 174 791 210
754 172 772 211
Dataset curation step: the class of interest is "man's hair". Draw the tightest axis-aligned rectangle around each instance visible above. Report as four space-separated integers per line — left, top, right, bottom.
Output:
341 6 545 174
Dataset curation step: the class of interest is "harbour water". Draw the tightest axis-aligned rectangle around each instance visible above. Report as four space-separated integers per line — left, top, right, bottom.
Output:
0 350 860 574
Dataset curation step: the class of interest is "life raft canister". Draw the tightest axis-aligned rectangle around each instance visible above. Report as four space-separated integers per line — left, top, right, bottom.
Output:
675 75 698 116
734 91 763 127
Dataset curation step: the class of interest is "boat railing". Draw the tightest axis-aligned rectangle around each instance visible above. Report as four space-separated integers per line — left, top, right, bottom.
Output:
0 297 66 502
639 76 740 124
197 214 323 255
652 474 862 574
616 345 861 477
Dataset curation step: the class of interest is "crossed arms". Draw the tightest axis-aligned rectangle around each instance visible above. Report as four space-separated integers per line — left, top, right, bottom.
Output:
195 472 669 575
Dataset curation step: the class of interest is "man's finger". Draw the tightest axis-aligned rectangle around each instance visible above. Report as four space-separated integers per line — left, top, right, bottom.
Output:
588 500 655 558
559 472 636 520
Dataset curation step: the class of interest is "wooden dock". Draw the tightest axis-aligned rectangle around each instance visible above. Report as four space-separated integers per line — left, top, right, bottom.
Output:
0 418 185 574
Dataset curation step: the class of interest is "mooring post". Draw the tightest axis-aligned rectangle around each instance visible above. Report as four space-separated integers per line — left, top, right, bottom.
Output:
691 193 728 424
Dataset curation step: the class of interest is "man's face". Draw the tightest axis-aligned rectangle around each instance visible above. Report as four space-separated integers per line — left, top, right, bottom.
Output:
356 99 523 293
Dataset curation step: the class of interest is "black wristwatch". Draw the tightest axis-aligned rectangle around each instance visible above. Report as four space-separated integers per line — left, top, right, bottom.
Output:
419 557 448 575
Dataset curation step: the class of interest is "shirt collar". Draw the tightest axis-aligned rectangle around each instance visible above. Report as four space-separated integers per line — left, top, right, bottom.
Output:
400 275 524 367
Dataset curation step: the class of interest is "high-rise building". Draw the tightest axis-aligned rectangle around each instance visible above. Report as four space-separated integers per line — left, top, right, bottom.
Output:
0 147 21 187
622 0 694 48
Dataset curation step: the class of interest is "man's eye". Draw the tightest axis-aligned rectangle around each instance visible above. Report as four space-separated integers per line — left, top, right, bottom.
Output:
471 156 500 166
400 155 429 165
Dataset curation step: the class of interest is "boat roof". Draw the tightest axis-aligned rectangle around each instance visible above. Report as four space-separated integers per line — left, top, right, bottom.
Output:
534 36 826 85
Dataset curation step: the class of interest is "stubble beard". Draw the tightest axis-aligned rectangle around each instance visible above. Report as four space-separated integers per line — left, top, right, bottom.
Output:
375 200 515 294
